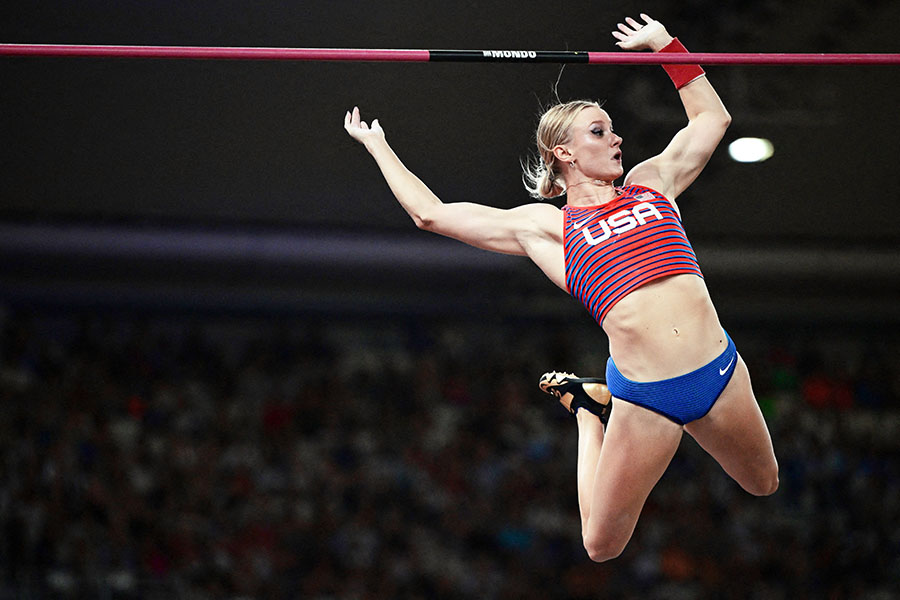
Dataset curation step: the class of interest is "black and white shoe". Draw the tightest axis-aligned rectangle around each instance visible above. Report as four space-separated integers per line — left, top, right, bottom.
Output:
539 371 612 425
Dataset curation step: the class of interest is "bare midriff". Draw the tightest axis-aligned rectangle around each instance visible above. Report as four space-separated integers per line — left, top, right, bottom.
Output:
602 274 727 381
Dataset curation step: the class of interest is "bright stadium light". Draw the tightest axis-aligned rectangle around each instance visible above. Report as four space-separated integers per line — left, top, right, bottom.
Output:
728 137 774 163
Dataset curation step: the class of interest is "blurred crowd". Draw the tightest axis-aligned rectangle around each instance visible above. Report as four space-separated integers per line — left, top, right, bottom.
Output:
1 307 899 599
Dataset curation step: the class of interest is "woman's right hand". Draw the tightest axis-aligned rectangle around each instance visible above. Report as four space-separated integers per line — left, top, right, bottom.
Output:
344 106 385 147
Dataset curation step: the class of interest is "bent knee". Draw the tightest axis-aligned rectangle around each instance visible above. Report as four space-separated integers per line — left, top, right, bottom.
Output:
744 464 779 497
583 535 627 563
752 473 779 497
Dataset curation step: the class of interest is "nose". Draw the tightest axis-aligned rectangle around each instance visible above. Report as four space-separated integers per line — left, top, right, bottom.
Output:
612 133 622 147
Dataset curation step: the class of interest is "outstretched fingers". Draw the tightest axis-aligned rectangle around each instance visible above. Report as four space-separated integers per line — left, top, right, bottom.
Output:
344 106 385 144
612 13 665 50
344 106 367 130
614 14 649 36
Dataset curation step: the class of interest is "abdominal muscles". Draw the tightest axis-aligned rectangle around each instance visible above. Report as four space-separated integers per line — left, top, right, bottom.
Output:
602 274 727 381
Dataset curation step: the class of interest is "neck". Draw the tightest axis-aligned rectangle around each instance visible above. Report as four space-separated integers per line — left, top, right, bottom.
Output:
565 179 620 206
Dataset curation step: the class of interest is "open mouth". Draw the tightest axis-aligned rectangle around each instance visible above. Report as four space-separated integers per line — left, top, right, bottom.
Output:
613 151 622 162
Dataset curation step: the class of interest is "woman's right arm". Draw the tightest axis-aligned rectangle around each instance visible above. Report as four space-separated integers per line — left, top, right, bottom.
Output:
613 15 731 201
343 107 558 257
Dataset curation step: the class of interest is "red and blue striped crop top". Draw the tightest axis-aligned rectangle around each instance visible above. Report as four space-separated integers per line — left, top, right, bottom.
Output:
563 184 703 326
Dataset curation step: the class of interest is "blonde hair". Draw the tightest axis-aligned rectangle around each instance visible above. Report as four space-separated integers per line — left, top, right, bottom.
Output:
522 99 604 199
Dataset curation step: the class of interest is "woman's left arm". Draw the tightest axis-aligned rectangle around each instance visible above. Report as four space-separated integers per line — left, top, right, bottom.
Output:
615 14 732 200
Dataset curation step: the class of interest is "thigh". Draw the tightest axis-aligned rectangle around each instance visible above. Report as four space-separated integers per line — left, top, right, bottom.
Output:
587 400 684 546
683 355 778 495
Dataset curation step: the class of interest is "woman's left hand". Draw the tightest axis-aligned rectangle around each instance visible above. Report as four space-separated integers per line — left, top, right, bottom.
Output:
612 14 673 52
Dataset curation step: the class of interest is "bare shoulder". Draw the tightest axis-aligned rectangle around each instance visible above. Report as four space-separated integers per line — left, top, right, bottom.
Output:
508 202 564 243
623 158 668 196
509 202 563 234
511 201 562 216
623 161 682 216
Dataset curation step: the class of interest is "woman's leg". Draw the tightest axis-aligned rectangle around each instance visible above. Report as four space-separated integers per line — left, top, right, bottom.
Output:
576 400 684 562
574 411 604 527
683 356 779 496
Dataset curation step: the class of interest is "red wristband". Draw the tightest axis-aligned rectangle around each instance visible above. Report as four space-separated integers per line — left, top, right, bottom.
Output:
658 37 705 89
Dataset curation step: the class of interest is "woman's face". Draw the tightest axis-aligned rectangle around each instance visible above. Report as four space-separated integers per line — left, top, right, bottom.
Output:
561 106 624 181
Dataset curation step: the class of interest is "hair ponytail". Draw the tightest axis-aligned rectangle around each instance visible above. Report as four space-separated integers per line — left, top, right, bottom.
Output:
522 155 565 199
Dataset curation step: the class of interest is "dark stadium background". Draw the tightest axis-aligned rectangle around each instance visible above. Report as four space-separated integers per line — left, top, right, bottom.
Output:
1 1 899 597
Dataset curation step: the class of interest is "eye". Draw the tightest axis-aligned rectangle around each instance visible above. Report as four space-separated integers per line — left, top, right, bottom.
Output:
591 129 604 136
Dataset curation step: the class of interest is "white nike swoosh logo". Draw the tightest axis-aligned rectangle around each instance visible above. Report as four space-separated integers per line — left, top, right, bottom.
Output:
719 356 735 376
572 219 587 229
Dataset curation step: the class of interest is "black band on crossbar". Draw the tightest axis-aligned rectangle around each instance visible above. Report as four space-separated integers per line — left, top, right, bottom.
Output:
429 49 590 63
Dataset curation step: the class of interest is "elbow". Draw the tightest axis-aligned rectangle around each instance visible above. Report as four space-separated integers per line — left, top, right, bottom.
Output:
718 106 732 131
690 110 731 136
413 212 434 231
699 106 731 130
411 199 442 231
709 111 732 144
